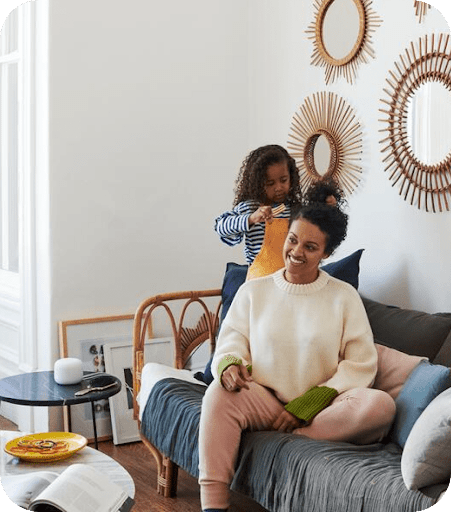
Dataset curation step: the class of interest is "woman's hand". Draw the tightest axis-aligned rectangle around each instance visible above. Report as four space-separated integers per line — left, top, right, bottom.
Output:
272 410 302 433
249 206 273 226
221 364 252 392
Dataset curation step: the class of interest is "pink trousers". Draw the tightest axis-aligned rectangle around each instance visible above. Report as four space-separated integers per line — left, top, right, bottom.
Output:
198 381 396 510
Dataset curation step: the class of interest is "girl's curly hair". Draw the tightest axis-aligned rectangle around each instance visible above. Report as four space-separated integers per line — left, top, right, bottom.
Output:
289 179 348 256
233 145 302 206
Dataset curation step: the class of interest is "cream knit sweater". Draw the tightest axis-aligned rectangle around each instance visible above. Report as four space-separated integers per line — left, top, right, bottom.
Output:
212 269 377 403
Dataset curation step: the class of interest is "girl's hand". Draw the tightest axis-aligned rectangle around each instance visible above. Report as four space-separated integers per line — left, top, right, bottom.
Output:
325 194 337 206
272 410 302 433
249 206 273 226
221 364 253 392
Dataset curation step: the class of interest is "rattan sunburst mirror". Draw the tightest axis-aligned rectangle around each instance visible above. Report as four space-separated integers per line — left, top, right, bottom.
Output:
287 92 363 195
414 1 431 23
379 34 451 213
306 0 382 84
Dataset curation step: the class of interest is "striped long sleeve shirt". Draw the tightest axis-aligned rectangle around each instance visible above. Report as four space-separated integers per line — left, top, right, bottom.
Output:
214 200 291 265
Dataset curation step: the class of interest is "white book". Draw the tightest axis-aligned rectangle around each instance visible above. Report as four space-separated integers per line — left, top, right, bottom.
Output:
1 464 134 512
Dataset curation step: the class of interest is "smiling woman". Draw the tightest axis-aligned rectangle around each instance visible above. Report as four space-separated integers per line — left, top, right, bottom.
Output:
287 199 348 263
199 181 396 512
283 219 328 285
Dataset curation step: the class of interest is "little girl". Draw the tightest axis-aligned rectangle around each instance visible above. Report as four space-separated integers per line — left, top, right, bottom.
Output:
214 144 303 267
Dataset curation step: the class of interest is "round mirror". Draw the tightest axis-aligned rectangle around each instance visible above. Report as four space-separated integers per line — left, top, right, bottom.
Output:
313 134 332 176
307 0 381 84
288 92 362 196
379 33 451 212
322 0 361 61
407 81 451 166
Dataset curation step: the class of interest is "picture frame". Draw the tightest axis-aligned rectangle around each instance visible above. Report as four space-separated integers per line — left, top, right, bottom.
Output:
58 314 135 443
103 338 173 445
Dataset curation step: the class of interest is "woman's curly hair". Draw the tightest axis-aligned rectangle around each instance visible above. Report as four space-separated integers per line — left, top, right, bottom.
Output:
303 178 347 209
233 145 302 206
289 179 348 256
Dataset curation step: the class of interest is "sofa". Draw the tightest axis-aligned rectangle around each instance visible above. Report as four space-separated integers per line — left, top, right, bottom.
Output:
132 253 451 511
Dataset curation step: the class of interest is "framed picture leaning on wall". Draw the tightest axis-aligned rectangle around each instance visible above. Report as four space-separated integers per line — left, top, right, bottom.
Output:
104 338 172 445
58 315 135 443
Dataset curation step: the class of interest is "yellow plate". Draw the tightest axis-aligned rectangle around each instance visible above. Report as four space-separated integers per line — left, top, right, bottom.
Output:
4 432 88 462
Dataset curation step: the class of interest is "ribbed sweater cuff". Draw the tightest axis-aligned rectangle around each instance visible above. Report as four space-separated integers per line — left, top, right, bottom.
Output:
285 386 338 423
217 356 252 386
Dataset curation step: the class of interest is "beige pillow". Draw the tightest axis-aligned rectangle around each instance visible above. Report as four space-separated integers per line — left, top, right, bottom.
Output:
373 343 426 398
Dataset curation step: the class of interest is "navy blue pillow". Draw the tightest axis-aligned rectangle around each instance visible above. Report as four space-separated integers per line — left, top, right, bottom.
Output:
194 262 248 385
321 249 364 290
195 250 364 385
219 262 248 324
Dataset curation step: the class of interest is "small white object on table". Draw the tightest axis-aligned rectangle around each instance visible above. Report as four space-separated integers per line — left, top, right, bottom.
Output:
54 358 83 385
0 430 135 498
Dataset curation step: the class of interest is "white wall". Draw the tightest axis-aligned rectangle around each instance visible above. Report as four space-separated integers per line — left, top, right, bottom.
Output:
247 0 451 313
1 0 451 431
47 0 249 364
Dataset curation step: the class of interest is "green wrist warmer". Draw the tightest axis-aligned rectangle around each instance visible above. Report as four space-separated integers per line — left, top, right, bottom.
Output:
217 355 243 382
285 386 338 423
217 356 252 386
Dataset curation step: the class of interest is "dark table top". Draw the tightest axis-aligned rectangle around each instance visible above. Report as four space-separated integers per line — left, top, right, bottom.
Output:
0 371 121 406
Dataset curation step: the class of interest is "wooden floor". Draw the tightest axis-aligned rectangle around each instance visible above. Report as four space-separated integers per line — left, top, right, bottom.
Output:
0 415 268 512
99 440 269 512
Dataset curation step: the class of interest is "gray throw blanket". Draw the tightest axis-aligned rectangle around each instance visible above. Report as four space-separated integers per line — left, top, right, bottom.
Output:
140 378 439 512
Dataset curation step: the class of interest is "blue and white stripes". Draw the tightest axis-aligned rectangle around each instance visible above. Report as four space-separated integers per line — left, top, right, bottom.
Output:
214 200 291 265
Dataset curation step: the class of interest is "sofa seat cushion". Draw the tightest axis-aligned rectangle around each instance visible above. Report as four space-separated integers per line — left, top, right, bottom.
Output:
141 377 204 477
233 432 438 512
140 378 441 512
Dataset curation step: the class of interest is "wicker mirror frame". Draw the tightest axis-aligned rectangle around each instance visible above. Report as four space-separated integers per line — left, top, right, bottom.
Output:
379 34 451 213
287 92 363 195
414 1 431 23
306 0 382 84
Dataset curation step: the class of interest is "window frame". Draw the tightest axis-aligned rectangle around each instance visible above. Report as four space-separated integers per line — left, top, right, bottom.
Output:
0 4 26 298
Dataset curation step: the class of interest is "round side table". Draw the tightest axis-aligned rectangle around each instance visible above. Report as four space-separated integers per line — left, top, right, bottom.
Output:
0 371 121 449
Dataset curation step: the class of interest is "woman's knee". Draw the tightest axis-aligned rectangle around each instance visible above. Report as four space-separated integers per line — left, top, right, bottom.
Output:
344 388 396 437
331 388 395 429
360 388 396 423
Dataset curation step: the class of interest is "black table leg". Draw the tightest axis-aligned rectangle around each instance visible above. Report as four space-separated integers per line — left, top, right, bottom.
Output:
67 405 72 432
91 401 98 450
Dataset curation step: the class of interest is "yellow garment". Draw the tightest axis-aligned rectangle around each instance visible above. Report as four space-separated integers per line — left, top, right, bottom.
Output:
246 218 289 280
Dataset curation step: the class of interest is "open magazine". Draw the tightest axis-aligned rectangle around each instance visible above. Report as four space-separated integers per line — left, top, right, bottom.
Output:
1 463 134 512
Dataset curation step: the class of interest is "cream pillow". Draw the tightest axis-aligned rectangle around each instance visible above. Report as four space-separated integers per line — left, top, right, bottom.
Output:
401 388 451 489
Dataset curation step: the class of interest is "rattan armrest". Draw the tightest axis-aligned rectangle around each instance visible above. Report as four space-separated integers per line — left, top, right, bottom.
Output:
132 289 221 420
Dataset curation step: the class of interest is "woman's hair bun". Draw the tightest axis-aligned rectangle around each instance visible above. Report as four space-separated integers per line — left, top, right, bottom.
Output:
290 178 348 255
303 179 346 208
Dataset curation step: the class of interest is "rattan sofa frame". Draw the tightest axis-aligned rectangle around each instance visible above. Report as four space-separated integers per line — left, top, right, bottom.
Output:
132 289 222 497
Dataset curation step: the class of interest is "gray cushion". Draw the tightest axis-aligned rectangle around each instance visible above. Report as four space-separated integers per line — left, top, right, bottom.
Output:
361 297 451 361
432 328 451 366
401 387 451 490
